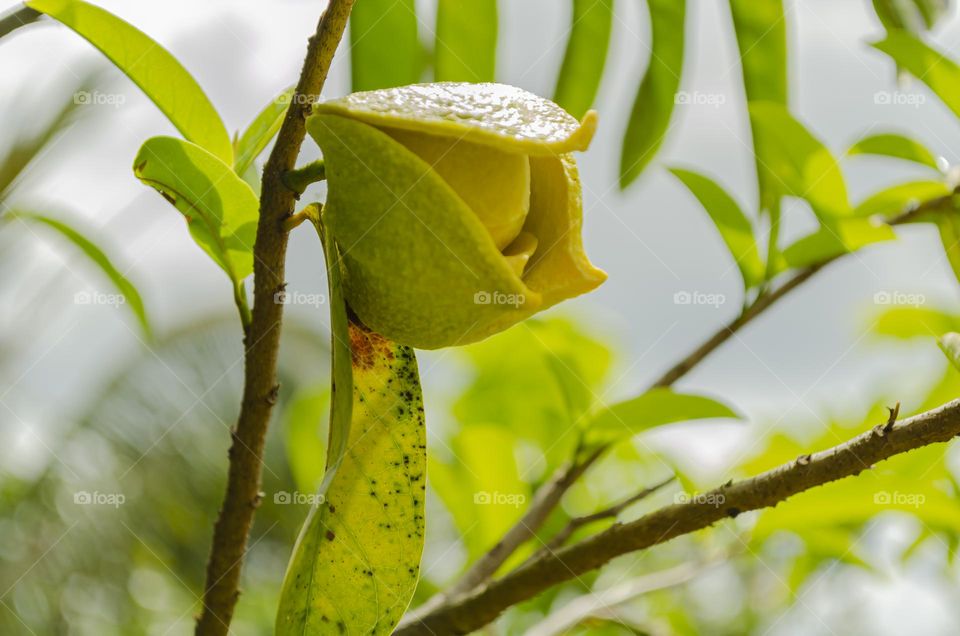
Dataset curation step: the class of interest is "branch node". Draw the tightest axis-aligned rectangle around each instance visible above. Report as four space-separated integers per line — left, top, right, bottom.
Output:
796 453 811 466
726 507 741 518
266 384 280 406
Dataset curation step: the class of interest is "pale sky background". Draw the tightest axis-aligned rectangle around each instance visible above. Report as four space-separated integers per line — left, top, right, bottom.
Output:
2 1 960 633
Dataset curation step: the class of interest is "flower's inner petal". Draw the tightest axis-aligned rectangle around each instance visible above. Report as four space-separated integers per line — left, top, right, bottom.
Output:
383 127 530 250
502 231 538 277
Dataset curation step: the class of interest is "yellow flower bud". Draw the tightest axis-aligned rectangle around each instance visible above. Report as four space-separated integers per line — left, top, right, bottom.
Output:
308 82 606 349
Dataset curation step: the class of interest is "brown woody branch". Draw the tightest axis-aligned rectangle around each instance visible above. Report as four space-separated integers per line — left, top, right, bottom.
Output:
397 397 960 634
195 1 355 633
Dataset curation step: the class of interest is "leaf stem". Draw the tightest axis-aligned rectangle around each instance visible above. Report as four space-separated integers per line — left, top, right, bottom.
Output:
282 159 326 197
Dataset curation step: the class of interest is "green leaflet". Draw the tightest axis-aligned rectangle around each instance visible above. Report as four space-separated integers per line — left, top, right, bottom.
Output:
583 388 739 447
234 87 293 176
276 330 425 635
27 0 232 164
435 0 498 82
12 211 150 337
620 0 685 188
853 180 950 218
669 168 765 290
937 332 960 371
937 212 960 285
350 0 423 91
132 136 258 321
729 0 788 212
748 102 851 219
283 386 330 493
847 132 940 171
872 31 960 118
871 0 950 35
872 306 960 339
553 0 614 118
782 219 895 268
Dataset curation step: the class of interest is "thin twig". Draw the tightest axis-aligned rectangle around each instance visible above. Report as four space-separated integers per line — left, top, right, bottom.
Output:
396 396 960 635
195 2 355 634
0 5 42 40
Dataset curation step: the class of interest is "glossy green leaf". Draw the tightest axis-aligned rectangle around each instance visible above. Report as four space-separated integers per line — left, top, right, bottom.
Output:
277 325 425 634
853 180 950 217
435 0 498 82
234 87 293 176
350 0 422 91
132 136 258 292
553 0 614 118
782 218 895 268
619 0 685 188
27 0 232 163
584 388 739 446
872 306 960 339
872 31 960 119
12 211 150 336
937 332 960 370
848 132 940 170
729 0 788 212
937 211 960 285
283 386 329 493
669 167 765 289
749 102 851 219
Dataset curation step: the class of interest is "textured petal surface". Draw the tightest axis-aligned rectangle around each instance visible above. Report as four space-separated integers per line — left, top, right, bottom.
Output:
314 82 597 156
310 113 541 349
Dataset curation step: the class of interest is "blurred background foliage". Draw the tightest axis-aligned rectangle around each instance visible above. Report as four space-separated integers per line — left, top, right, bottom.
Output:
3 0 960 634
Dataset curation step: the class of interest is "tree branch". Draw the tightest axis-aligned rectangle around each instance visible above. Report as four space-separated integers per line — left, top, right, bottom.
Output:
397 397 960 635
195 1 355 633
0 5 42 41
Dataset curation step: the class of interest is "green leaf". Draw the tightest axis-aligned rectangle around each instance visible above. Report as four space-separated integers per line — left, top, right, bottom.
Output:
729 0 789 212
27 0 232 163
872 306 960 339
132 136 258 297
782 218 895 268
847 132 940 170
937 211 960 285
584 388 738 446
619 0 685 188
872 31 960 119
12 211 150 336
277 219 425 635
552 0 614 118
283 386 329 494
872 0 950 35
435 0 497 82
748 102 851 219
853 180 950 217
937 332 960 370
350 0 423 91
669 167 765 289
233 87 293 176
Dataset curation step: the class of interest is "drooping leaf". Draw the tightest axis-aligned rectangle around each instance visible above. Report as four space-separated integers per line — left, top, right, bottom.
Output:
619 0 686 188
435 0 498 82
669 167 765 289
729 0 789 212
132 136 258 293
872 306 960 339
277 219 426 634
847 132 940 171
350 0 423 91
584 388 739 446
234 87 293 176
283 386 330 494
26 0 232 163
872 31 960 119
553 0 614 118
937 332 960 370
782 218 895 268
748 102 851 219
853 180 950 218
11 211 150 336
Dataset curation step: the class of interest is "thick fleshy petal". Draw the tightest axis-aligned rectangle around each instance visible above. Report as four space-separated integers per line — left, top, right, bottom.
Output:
313 82 598 156
310 113 541 349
